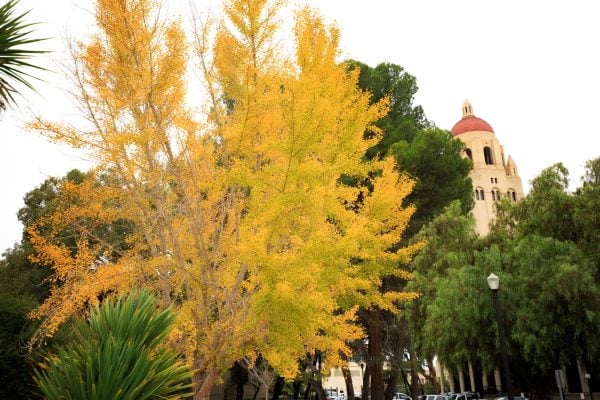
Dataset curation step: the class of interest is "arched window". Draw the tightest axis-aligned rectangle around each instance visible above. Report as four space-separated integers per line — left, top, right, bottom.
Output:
479 189 485 200
484 146 493 165
507 189 517 201
475 190 480 200
465 148 473 160
491 188 501 201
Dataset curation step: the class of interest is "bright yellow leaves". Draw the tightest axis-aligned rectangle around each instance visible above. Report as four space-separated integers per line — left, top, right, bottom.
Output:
28 0 421 397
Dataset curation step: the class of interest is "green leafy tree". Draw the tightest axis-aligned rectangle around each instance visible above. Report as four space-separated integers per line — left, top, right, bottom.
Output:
511 163 578 242
0 290 39 399
0 172 83 399
412 219 600 394
34 290 193 400
574 157 600 273
420 264 496 375
480 161 600 392
347 61 473 400
407 201 480 390
0 169 132 398
0 0 46 110
501 236 599 373
349 60 473 236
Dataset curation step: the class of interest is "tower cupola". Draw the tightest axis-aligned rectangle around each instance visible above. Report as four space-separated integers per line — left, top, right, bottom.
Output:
451 100 495 136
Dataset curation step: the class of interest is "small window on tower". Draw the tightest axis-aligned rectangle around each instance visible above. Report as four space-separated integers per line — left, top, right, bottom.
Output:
465 148 473 160
484 147 493 165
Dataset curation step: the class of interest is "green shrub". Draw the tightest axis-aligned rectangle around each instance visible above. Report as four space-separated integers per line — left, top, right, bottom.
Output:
34 290 192 399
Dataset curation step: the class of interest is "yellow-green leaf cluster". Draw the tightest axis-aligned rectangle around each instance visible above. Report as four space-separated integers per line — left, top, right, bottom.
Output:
28 0 421 396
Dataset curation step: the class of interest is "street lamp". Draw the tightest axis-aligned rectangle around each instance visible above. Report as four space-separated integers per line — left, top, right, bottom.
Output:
487 273 513 400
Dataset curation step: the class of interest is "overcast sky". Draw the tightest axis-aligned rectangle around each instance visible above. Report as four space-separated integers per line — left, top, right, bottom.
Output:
2 0 599 252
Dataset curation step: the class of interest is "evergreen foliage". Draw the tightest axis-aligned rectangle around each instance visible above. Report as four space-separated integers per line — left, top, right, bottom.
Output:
34 290 193 400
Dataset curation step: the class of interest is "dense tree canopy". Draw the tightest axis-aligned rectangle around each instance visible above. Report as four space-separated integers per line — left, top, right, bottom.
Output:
0 169 132 398
347 60 473 399
25 1 421 398
412 159 600 395
349 60 473 237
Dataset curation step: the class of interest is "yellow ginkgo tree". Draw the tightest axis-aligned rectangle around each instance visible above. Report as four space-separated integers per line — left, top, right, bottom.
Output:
28 0 421 398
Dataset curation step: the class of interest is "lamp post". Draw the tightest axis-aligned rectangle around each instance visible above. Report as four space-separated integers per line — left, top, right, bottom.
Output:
487 273 513 400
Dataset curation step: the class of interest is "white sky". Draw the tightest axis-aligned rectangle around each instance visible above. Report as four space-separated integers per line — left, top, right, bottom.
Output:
2 0 599 252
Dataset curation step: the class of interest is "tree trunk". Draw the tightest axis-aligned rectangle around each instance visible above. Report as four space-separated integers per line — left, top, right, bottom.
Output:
427 357 439 393
304 383 312 400
342 364 356 400
468 359 476 392
293 381 302 399
311 379 328 400
458 370 465 393
237 381 246 400
368 309 385 400
273 376 285 400
193 368 219 400
401 368 412 395
409 350 420 400
447 368 456 393
363 364 371 399
231 362 249 400
384 366 399 400
494 368 502 393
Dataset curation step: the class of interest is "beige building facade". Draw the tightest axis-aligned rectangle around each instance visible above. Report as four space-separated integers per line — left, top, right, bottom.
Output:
451 101 524 236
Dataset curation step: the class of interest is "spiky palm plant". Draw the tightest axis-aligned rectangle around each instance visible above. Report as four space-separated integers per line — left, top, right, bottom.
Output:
34 291 193 400
0 0 46 110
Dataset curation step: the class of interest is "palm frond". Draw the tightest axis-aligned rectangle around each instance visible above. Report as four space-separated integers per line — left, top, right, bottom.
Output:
33 291 193 400
0 0 48 109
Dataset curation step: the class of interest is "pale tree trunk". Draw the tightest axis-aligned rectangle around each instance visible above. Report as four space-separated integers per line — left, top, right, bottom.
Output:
446 368 456 393
494 368 502 392
439 363 445 393
428 357 439 393
448 368 456 393
561 364 569 393
193 369 219 400
482 372 488 393
468 359 476 392
577 359 590 393
363 364 371 399
459 370 465 393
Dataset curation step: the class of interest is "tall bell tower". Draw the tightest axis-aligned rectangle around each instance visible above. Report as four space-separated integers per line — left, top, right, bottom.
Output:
451 101 524 235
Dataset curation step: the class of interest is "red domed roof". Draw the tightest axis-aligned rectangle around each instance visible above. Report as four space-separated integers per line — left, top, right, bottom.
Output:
451 115 494 136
